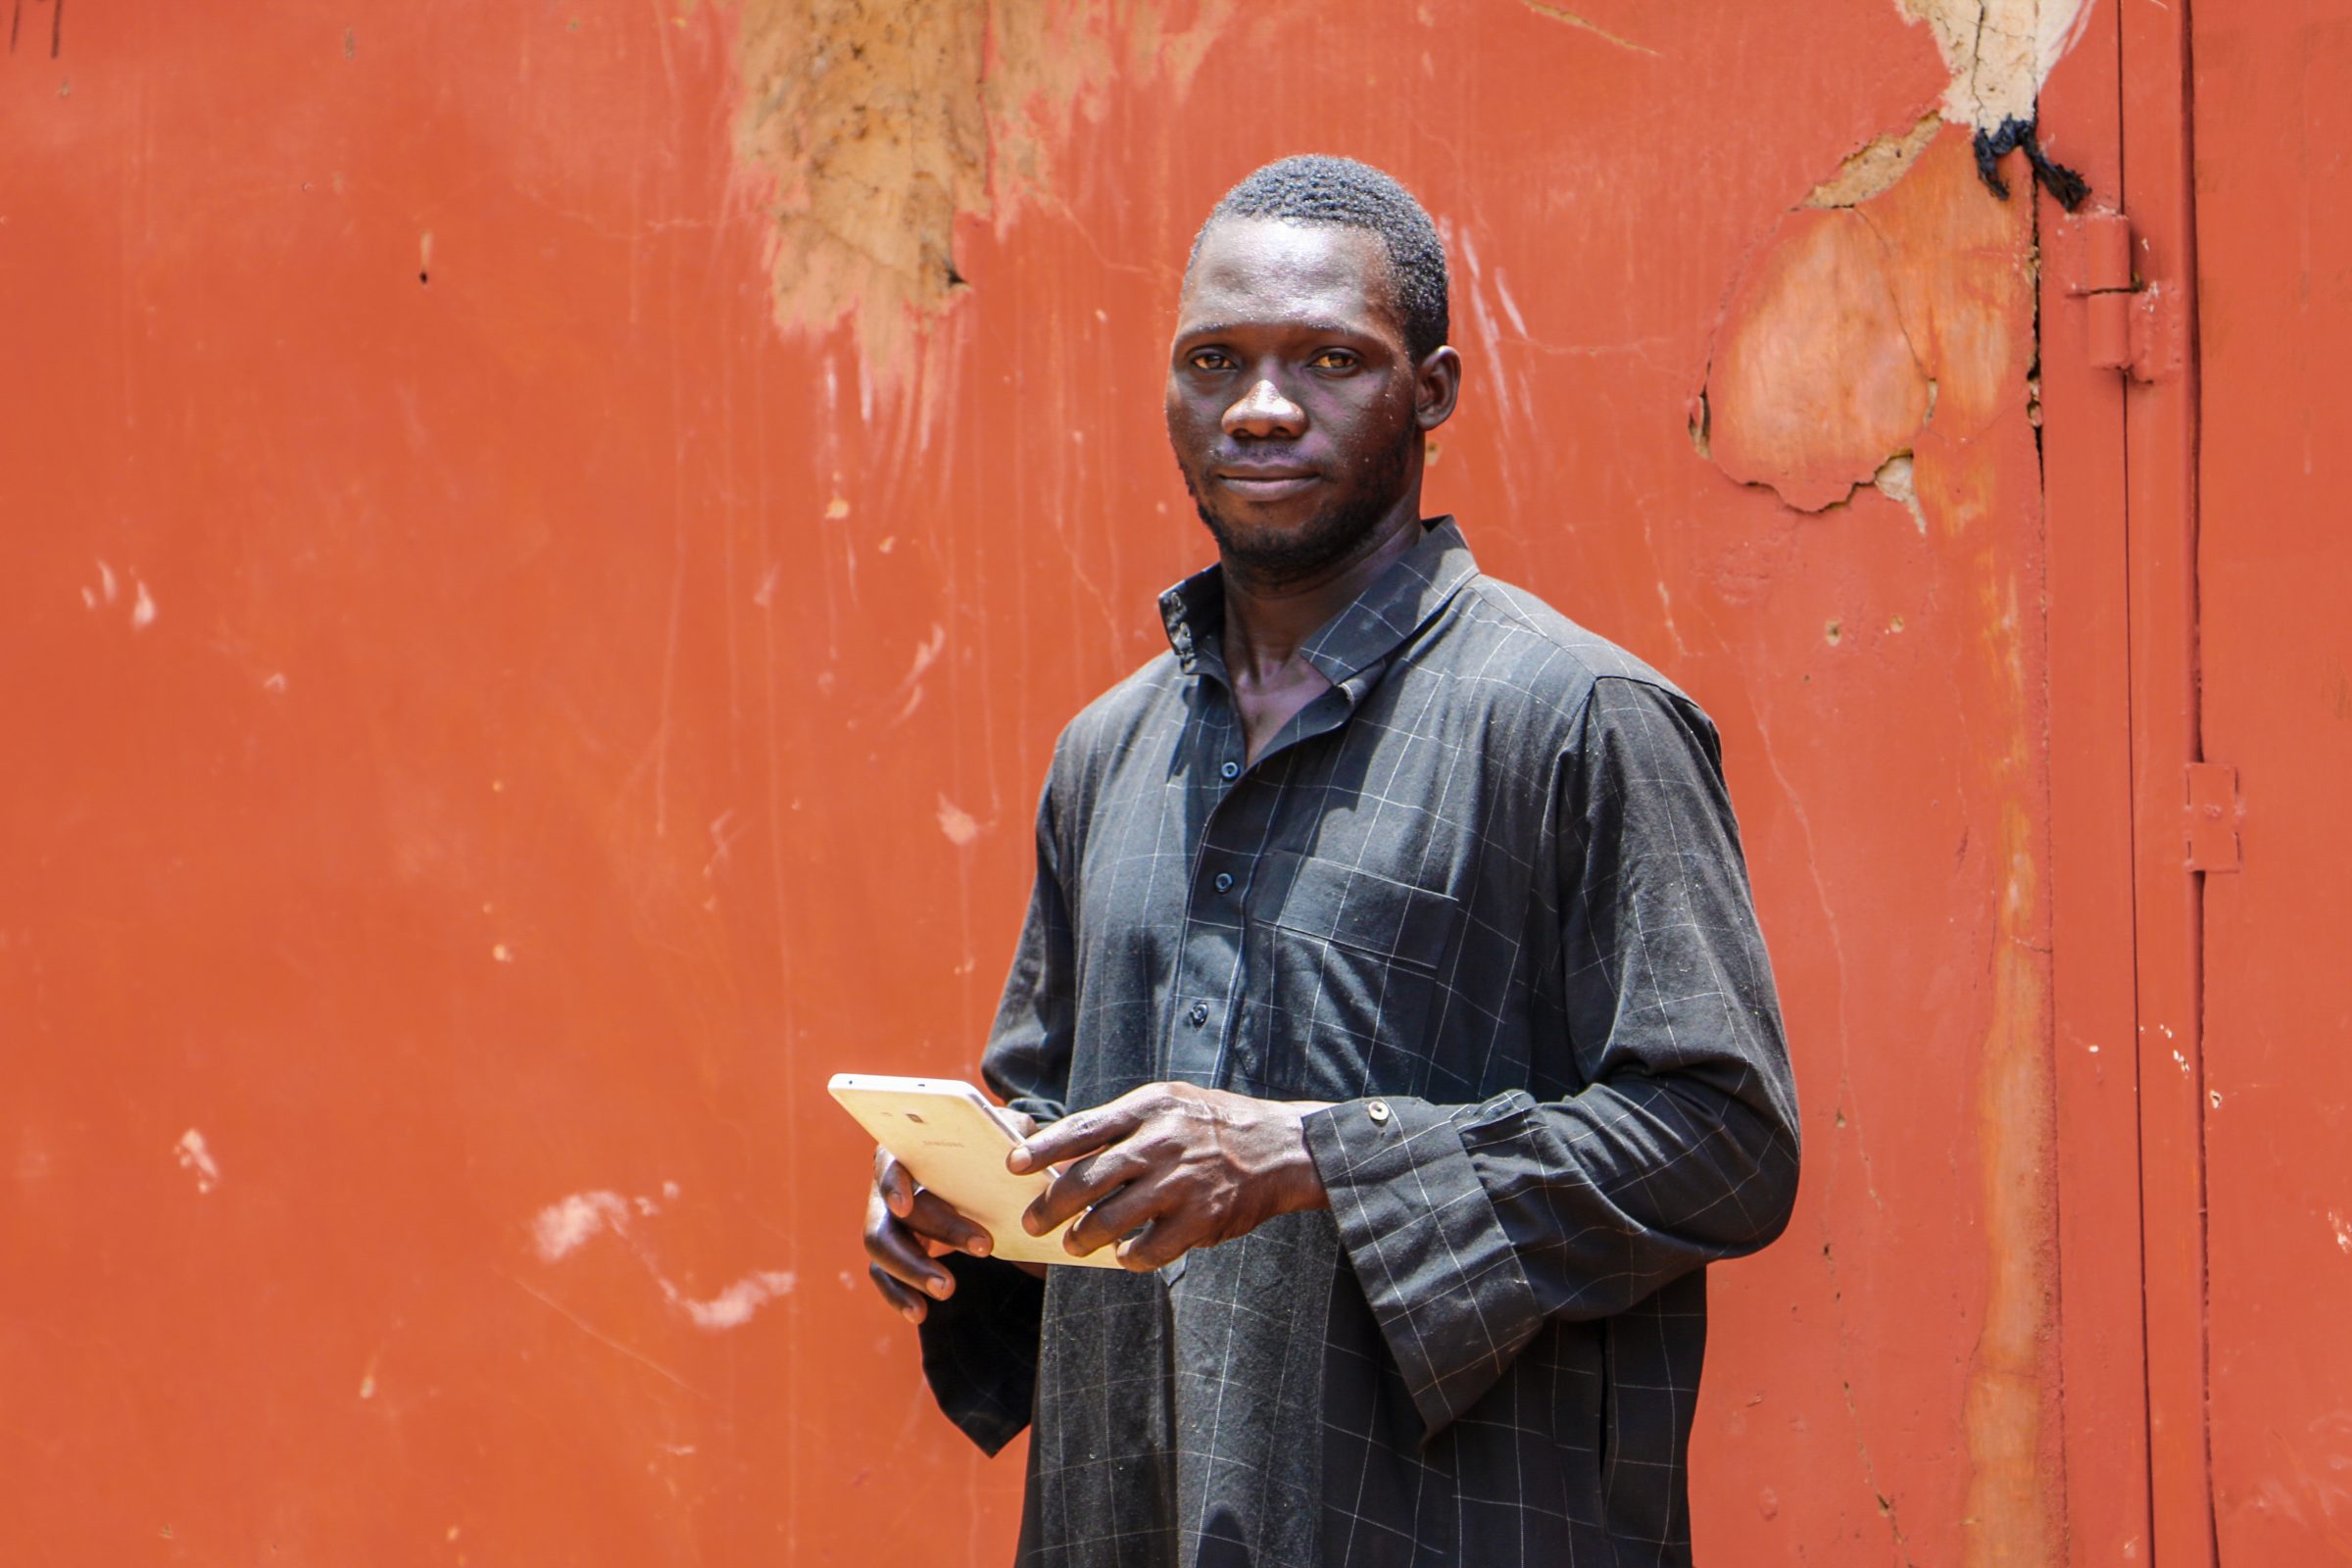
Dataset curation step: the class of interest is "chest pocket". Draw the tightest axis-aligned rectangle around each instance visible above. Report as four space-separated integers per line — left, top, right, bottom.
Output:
1267 853 1457 971
1249 850 1464 1100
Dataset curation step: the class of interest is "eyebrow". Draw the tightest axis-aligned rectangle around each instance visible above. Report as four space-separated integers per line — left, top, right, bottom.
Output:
1175 319 1378 341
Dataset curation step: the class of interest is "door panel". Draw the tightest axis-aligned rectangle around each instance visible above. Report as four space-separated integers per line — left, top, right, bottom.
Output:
2191 6 2352 1558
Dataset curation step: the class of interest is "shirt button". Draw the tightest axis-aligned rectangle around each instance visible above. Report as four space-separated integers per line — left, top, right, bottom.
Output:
1188 1001 1210 1027
1220 760 1241 780
1213 871 1234 894
1366 1100 1392 1125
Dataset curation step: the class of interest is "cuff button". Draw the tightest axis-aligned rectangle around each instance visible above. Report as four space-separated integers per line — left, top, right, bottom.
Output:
1366 1100 1392 1125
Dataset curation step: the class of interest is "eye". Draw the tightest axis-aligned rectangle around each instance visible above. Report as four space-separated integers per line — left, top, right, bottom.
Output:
1188 349 1235 371
1307 348 1360 371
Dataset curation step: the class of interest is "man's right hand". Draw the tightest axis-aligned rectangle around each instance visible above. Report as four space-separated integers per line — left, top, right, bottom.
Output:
864 1145 992 1322
863 1109 1038 1322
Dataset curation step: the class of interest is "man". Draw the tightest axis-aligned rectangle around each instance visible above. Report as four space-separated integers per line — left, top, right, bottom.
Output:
864 154 1799 1566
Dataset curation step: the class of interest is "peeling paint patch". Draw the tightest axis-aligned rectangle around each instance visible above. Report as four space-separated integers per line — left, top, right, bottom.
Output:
726 0 1234 374
1696 128 2033 514
1694 205 1934 511
1897 0 2093 132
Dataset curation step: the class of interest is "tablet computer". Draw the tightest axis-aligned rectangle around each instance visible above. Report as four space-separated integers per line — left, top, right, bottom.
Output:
829 1073 1122 1269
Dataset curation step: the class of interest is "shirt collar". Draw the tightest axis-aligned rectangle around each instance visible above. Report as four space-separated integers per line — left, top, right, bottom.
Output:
1155 516 1480 692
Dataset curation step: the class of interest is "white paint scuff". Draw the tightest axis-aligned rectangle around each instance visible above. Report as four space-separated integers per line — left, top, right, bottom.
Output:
532 1190 638 1261
174 1128 220 1194
662 1269 797 1331
530 1184 791 1331
936 795 980 846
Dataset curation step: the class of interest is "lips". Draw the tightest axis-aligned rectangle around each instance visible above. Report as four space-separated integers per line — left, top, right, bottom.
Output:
1213 465 1320 502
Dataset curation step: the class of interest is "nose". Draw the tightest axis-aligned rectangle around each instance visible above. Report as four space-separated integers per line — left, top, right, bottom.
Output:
1222 376 1304 439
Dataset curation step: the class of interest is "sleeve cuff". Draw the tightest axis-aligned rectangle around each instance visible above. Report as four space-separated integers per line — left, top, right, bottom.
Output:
915 1251 1046 1456
1304 1094 1545 1442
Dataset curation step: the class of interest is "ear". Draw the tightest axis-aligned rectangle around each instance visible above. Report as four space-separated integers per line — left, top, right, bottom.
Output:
1413 345 1462 430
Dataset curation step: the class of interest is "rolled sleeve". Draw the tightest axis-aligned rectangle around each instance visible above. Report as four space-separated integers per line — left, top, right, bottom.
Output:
1304 677 1799 1443
1305 1094 1544 1440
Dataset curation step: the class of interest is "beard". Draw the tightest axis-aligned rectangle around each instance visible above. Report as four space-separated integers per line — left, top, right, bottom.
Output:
1179 433 1414 585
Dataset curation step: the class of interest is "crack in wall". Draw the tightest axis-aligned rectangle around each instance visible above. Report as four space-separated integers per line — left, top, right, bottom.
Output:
1516 1 1659 58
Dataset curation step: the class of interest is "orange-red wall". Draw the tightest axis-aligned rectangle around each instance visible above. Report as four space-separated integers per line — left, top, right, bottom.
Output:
7 2 2333 1563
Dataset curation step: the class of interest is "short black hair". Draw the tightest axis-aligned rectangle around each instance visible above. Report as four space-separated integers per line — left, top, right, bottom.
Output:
1190 155 1450 364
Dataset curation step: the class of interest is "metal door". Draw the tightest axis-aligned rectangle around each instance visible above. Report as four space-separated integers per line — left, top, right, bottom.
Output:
2189 4 2352 1559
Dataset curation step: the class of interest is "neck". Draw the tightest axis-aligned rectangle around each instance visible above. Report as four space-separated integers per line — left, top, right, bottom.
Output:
1218 492 1425 690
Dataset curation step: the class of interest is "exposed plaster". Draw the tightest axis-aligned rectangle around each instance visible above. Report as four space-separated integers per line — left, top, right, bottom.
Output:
726 0 1235 374
1806 114 1943 210
1896 0 2093 132
1874 453 1928 533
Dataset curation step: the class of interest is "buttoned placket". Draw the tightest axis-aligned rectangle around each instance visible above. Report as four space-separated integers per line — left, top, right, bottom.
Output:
1162 666 1370 1089
1152 528 1463 1091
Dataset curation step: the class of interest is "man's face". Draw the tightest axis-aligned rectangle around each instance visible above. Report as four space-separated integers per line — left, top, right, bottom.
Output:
1165 218 1439 580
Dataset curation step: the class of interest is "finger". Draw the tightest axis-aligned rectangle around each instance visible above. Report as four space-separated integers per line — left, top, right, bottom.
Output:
1113 1218 1192 1273
865 1206 957 1302
902 1188 994 1256
876 1152 915 1219
1059 1179 1163 1258
1023 1145 1147 1236
1009 1088 1158 1173
868 1262 931 1323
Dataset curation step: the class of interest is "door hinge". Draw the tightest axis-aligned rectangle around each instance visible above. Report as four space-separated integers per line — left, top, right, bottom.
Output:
2184 762 2242 873
2051 210 2182 382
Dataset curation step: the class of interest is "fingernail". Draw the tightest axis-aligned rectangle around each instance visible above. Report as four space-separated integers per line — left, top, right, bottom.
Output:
1006 1147 1032 1173
902 1302 922 1323
928 1277 953 1300
968 1237 991 1256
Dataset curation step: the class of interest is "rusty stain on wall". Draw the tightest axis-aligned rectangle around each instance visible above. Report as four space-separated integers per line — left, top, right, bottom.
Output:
725 0 1234 371
1694 130 2058 1563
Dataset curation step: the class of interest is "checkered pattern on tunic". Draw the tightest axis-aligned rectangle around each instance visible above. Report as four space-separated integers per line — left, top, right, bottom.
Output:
918 518 1800 1567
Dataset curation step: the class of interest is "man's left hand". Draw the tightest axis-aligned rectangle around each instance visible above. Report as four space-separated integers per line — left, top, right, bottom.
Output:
1009 1083 1332 1270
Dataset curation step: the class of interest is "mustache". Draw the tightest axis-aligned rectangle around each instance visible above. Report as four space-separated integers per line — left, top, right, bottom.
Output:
1200 447 1317 470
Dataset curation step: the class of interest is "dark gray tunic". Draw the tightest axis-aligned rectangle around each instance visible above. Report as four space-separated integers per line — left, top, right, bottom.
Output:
919 518 1799 1567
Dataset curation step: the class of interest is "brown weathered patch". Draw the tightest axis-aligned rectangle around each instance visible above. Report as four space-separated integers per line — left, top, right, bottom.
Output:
729 2 986 373
724 0 1235 374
